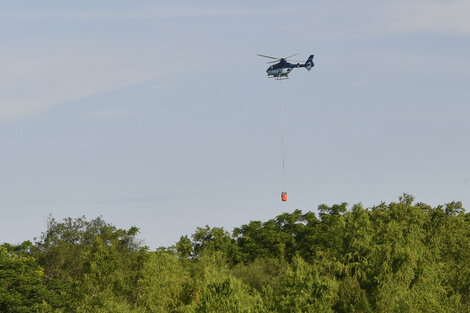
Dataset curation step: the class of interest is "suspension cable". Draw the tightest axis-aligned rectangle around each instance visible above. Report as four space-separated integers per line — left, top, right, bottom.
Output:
280 79 286 192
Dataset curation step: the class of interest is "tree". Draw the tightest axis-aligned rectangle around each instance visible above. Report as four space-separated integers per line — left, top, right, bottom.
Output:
275 256 338 313
34 216 145 312
188 226 239 263
176 235 193 258
135 251 188 312
196 276 263 313
0 246 51 313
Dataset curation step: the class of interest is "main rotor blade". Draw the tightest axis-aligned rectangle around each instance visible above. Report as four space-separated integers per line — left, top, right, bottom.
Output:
267 60 280 64
284 53 299 59
257 54 279 60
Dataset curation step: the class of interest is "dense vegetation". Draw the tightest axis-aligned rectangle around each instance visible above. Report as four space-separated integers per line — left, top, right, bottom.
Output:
1 194 470 312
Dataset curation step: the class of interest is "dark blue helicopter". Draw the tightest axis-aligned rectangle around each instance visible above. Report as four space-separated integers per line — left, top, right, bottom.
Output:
257 53 314 79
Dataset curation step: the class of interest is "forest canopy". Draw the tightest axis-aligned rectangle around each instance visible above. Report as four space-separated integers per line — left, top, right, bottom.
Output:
1 194 470 312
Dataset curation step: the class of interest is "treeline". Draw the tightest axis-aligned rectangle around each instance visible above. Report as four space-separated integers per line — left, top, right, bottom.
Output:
1 194 470 312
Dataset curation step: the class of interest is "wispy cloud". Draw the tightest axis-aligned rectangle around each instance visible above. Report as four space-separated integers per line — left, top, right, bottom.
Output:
2 1 468 123
1 5 288 22
0 42 206 122
1 3 280 123
84 107 166 120
0 49 144 121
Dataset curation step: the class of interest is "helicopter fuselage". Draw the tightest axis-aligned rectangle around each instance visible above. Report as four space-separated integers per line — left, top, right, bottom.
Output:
266 56 313 78
267 67 293 77
266 59 297 78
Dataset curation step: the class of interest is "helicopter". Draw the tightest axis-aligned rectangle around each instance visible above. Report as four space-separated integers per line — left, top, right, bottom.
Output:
257 53 314 79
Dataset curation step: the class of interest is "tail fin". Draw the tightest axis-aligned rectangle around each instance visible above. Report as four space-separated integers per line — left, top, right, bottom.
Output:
305 54 314 71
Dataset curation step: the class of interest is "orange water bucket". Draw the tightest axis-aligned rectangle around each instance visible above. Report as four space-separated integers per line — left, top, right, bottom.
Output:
281 192 288 202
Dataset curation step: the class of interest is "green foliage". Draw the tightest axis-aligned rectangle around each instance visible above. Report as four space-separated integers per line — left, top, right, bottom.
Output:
185 252 264 313
275 256 339 313
189 226 239 263
0 246 50 313
232 257 288 292
34 216 146 312
233 209 320 263
334 276 371 313
3 195 470 312
176 235 193 258
35 216 141 285
75 289 138 313
135 251 188 312
196 275 263 313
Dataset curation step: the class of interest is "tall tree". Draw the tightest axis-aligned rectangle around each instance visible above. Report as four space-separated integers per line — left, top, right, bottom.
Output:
0 246 51 313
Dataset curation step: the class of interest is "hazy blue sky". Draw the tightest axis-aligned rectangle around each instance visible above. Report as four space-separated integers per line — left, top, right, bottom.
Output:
1 1 470 248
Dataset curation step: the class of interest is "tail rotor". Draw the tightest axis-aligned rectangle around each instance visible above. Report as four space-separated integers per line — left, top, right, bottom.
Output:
304 55 314 71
